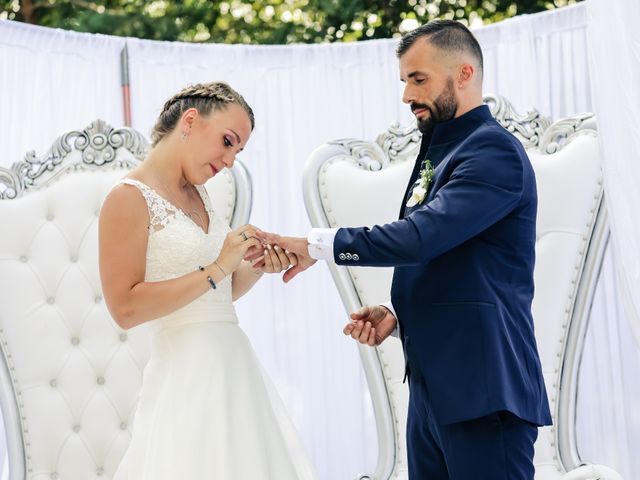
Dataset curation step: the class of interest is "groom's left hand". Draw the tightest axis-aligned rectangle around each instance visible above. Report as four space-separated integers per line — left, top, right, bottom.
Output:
344 305 397 346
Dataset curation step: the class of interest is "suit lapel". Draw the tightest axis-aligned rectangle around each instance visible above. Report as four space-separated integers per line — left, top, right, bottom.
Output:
398 134 430 219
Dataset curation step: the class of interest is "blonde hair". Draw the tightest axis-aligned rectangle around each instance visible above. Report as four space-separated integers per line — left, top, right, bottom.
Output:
151 82 255 147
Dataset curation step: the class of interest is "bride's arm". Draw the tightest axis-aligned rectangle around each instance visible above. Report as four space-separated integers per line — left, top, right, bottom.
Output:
99 185 260 330
231 261 264 301
231 245 298 300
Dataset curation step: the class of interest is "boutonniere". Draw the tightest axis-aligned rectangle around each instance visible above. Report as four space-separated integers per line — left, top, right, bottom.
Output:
406 159 434 208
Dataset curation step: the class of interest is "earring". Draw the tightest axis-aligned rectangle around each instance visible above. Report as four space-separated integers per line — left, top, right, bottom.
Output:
181 131 188 141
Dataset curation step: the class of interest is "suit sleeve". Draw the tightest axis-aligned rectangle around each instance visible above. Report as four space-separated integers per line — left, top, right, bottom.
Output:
334 136 525 267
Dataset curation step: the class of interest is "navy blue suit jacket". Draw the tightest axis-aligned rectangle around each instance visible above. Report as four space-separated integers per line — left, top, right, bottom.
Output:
334 105 552 426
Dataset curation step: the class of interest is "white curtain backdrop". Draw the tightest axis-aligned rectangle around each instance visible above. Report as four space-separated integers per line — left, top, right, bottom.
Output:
475 3 591 119
0 3 638 478
0 21 125 168
587 0 640 353
578 239 640 479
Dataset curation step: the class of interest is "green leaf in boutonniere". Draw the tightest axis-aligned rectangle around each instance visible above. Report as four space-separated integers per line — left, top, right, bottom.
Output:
406 158 434 208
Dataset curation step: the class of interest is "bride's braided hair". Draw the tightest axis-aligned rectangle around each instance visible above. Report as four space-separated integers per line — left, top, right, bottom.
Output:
151 82 255 147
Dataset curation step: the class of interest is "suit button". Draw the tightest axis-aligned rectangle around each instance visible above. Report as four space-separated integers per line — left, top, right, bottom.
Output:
345 253 352 260
339 253 346 261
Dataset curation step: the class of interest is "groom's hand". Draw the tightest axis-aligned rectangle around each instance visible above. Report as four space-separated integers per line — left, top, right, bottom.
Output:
250 232 317 283
343 305 397 346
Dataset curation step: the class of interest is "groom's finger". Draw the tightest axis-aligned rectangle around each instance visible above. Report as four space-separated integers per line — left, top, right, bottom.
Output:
263 248 274 272
285 251 299 267
358 322 372 344
367 327 377 346
282 264 306 283
273 246 289 269
343 322 356 335
260 232 280 246
244 245 264 261
273 236 292 252
270 246 284 271
350 321 364 340
350 306 370 321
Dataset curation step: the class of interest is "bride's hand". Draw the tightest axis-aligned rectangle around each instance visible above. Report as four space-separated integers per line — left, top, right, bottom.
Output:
216 225 263 274
251 245 298 274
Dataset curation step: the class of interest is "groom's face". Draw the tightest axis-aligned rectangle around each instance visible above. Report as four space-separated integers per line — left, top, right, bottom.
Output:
399 39 459 135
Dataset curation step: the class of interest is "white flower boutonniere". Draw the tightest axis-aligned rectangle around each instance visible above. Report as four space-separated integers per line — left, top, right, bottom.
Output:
406 158 435 208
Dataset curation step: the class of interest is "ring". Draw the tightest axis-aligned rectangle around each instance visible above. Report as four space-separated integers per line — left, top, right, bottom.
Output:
241 231 248 241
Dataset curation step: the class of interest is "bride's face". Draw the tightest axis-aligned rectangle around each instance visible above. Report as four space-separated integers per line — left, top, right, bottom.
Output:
182 103 252 185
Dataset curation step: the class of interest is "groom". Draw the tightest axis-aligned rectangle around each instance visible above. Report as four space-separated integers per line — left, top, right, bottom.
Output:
260 20 552 479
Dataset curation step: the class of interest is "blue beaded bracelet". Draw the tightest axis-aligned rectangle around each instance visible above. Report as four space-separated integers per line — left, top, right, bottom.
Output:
198 265 217 290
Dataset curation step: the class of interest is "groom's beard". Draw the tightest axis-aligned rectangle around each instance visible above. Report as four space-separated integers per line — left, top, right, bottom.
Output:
413 77 458 136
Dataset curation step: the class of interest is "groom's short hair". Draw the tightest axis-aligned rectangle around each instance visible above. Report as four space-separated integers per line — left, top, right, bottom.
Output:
396 20 484 75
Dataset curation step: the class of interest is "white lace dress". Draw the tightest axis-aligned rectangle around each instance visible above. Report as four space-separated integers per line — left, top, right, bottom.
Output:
112 179 316 480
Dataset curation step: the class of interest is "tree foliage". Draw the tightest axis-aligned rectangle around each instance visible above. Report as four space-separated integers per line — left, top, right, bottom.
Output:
1 0 583 44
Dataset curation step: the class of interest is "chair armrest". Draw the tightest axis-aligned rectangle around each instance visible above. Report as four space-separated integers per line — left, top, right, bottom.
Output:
560 464 624 480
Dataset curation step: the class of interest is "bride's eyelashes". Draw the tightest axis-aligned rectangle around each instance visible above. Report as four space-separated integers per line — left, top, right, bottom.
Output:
223 135 234 148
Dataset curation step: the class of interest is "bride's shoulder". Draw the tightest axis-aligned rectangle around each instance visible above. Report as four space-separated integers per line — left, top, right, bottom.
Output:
100 177 149 224
100 179 147 214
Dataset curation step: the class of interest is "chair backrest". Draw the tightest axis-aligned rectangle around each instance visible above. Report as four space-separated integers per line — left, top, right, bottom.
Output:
303 95 608 479
0 120 252 479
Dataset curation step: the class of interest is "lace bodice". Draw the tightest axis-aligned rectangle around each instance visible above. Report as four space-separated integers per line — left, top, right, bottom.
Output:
119 179 233 308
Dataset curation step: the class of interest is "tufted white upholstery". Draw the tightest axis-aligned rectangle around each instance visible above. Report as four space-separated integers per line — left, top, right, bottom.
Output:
303 96 623 480
0 120 252 480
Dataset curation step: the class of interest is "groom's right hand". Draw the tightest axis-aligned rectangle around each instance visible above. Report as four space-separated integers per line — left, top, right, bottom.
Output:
250 232 318 283
343 305 397 346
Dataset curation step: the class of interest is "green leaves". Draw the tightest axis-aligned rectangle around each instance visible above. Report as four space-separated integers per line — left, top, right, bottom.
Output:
0 0 583 44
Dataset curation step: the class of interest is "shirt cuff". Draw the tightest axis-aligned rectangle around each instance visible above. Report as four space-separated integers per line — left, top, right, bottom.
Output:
307 228 339 261
381 300 399 338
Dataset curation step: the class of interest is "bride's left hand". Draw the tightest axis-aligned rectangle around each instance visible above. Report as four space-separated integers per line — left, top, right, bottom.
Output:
251 244 299 274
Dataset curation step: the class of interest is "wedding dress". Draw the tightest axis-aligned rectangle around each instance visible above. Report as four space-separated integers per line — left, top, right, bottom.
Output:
112 178 316 480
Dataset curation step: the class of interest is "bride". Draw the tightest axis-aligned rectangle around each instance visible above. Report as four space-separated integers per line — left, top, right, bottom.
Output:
98 81 316 479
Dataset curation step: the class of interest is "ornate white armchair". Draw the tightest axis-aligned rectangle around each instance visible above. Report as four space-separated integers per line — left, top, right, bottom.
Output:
0 121 252 479
304 95 624 480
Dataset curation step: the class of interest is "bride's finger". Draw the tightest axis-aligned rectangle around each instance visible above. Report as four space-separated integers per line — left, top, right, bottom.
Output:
242 228 260 241
251 255 266 269
242 238 261 254
233 224 257 236
235 225 264 244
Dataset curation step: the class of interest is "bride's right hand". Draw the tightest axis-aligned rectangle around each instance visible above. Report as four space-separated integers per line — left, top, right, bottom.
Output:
215 225 263 274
